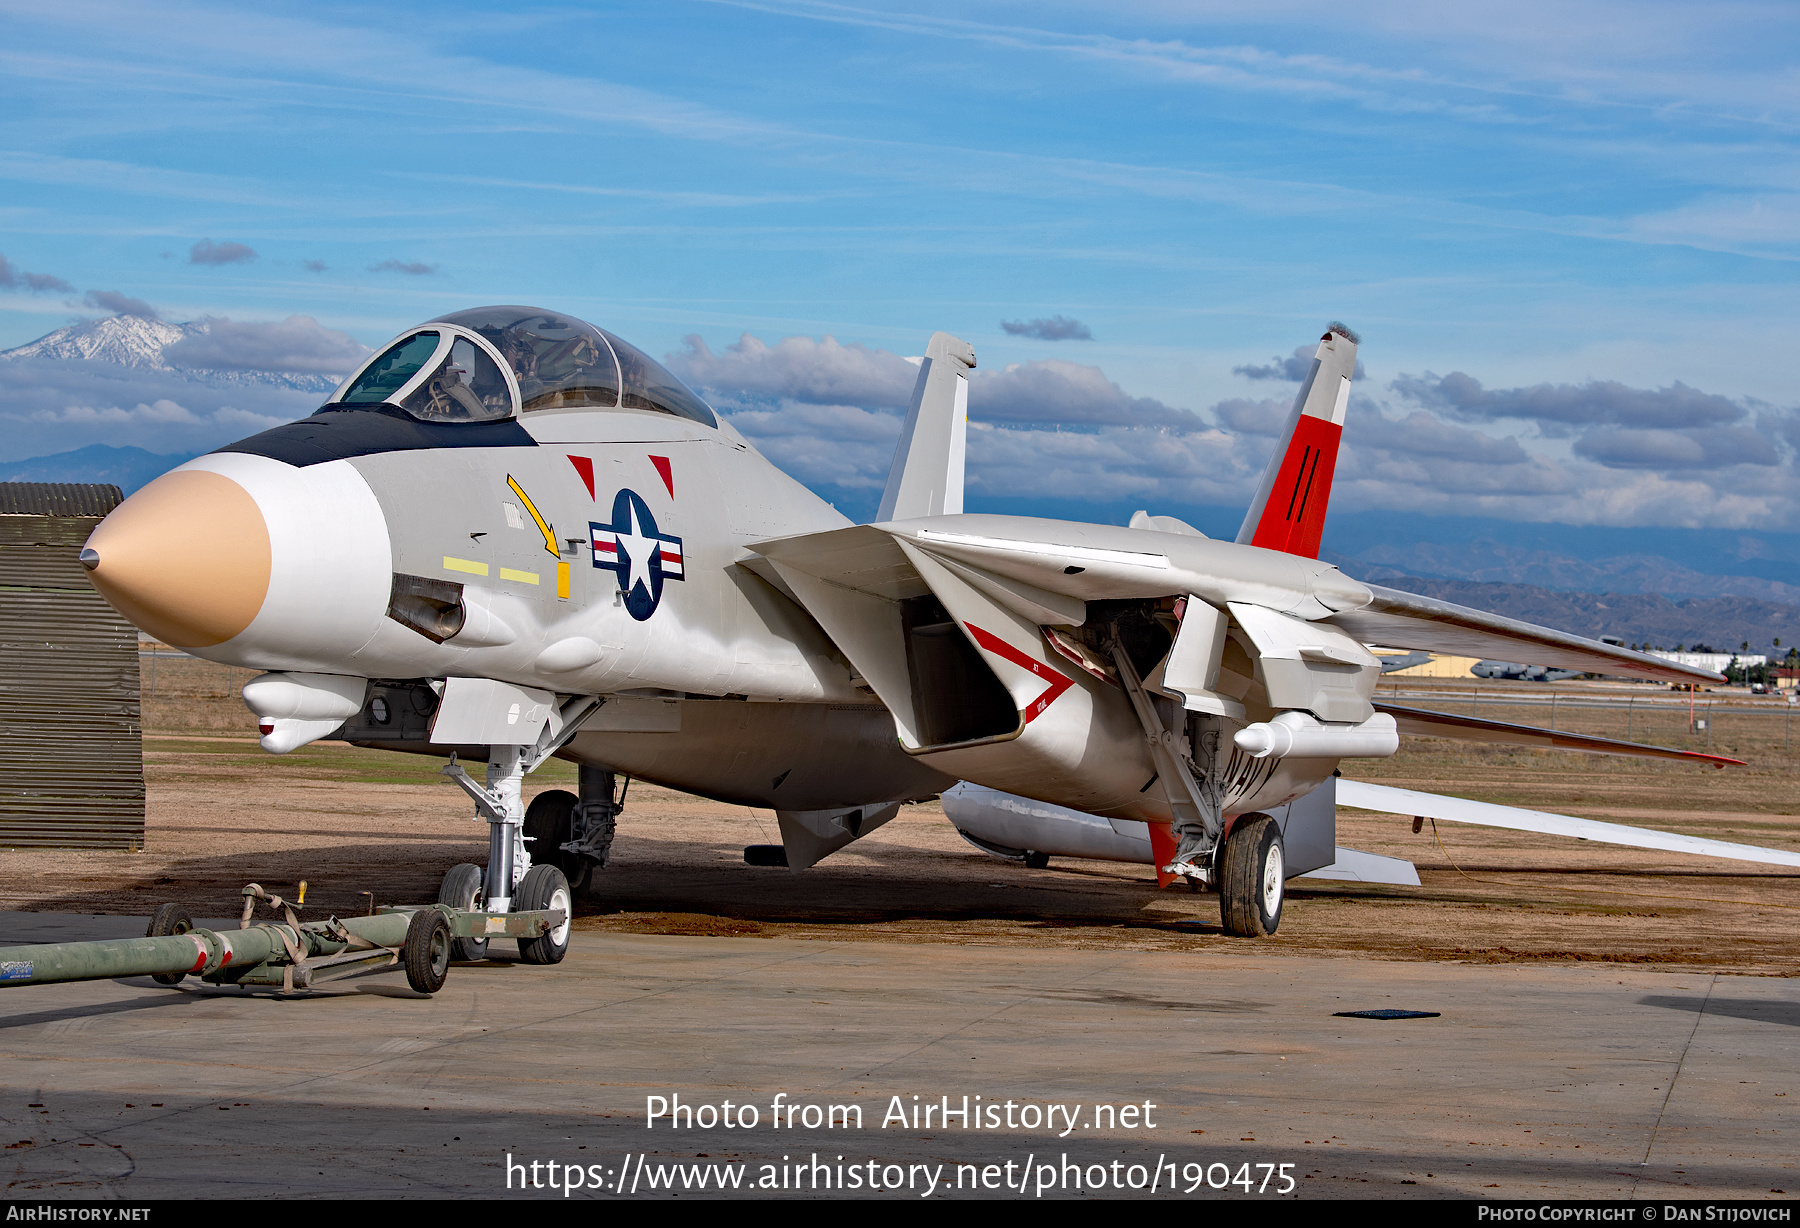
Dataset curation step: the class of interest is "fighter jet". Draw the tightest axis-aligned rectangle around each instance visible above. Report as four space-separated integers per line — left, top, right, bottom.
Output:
77 309 1733 949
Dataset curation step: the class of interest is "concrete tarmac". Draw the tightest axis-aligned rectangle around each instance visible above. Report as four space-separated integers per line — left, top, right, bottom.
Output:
0 912 1793 1200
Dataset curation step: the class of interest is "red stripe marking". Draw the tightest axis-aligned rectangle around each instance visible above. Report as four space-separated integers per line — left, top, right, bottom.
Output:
1249 414 1341 559
595 541 617 554
649 455 674 498
963 623 1074 722
660 550 681 564
1148 821 1179 889
567 455 596 500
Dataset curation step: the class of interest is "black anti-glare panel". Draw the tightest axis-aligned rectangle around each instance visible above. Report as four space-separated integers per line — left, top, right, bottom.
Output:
214 405 537 467
1332 1009 1441 1020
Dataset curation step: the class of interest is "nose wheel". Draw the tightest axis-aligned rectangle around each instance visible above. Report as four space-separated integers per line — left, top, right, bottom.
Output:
514 865 572 964
438 863 488 961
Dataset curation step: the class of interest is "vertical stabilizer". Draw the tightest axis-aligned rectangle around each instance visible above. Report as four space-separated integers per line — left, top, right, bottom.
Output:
876 331 975 521
1234 323 1358 558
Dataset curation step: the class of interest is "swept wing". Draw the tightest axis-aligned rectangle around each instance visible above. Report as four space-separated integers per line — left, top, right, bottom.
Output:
1375 701 1744 767
1328 584 1722 685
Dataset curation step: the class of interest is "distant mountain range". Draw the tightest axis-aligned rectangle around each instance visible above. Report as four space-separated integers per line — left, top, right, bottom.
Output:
1370 578 1798 655
0 314 340 395
0 444 198 494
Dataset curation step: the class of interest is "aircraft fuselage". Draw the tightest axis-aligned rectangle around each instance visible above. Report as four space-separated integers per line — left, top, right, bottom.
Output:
90 403 954 810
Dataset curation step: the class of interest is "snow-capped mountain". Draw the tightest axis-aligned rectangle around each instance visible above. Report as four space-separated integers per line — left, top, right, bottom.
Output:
1 314 344 395
5 314 194 366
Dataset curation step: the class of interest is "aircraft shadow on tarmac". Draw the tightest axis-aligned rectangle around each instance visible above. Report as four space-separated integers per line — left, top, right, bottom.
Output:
1638 994 1800 1029
12 826 1795 964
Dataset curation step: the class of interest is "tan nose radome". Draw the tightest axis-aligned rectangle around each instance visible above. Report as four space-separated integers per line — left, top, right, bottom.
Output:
83 470 272 648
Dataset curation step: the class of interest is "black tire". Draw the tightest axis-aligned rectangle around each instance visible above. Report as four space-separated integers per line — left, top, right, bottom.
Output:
523 790 593 892
404 909 452 994
438 863 487 962
146 902 194 986
1218 814 1285 937
514 864 572 966
1022 851 1050 870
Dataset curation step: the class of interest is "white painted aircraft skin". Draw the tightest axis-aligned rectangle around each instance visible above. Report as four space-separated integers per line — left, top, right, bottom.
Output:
79 309 1741 872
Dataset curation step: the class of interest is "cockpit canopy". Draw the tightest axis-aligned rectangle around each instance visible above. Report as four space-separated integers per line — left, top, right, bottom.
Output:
328 306 716 428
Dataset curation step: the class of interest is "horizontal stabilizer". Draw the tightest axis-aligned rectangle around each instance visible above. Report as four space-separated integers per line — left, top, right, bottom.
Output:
1337 779 1800 868
1327 584 1725 685
1301 846 1421 886
1377 701 1745 767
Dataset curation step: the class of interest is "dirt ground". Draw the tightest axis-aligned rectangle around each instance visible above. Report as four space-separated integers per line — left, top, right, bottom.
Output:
5 655 1799 975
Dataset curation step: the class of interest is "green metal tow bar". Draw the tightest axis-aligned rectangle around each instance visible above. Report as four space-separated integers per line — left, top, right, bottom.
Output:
0 882 567 996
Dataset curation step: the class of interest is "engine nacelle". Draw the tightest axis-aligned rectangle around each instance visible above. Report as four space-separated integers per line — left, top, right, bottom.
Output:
758 520 1387 827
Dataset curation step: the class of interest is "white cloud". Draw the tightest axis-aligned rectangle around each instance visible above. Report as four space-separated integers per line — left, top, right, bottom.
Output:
165 315 370 374
37 398 198 425
0 356 315 458
671 333 918 410
188 238 256 266
30 398 287 434
691 328 1800 530
974 359 1204 429
674 332 1206 429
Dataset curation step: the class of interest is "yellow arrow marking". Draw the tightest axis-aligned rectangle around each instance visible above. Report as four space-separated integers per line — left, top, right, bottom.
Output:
506 475 561 559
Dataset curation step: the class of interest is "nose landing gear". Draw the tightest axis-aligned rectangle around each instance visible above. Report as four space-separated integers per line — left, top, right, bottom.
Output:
437 720 608 965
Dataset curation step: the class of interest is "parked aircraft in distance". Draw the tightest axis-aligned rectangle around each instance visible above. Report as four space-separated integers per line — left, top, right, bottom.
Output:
1471 660 1583 682
78 310 1740 944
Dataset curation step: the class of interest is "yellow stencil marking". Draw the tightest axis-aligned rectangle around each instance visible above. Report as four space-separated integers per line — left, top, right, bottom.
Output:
499 567 540 585
556 561 571 599
443 556 489 576
506 475 560 559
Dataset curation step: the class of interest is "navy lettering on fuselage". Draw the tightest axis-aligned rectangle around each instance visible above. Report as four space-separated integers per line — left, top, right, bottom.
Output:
591 489 684 621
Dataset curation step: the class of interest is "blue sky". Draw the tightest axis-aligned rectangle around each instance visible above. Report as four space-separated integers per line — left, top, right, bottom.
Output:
3 1 1798 529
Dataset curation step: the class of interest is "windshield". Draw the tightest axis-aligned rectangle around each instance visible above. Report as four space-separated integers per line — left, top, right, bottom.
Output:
339 332 440 404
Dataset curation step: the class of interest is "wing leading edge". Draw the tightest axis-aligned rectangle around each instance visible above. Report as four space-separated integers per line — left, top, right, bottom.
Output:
1376 702 1745 767
1327 583 1724 685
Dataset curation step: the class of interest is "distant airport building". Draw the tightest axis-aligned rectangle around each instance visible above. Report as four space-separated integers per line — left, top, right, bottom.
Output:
0 482 145 849
1647 650 1766 672
1372 650 1480 678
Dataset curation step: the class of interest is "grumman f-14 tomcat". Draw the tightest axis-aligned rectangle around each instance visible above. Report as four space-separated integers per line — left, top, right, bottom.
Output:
78 307 1764 953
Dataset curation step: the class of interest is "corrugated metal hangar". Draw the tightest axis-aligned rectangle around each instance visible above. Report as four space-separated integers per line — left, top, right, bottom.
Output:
0 483 145 849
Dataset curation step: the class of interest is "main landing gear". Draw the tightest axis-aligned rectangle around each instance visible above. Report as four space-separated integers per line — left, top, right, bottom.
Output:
1217 814 1285 937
